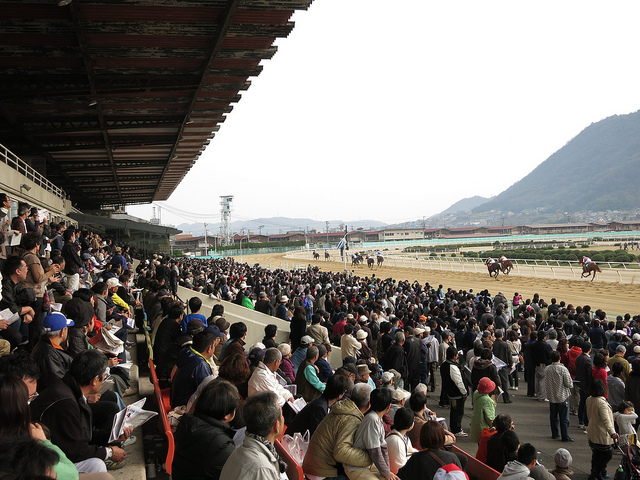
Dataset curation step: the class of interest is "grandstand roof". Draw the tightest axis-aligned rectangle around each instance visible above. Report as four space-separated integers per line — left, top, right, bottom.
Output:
0 0 312 209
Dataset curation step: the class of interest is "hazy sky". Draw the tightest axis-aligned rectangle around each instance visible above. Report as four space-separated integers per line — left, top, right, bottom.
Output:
128 0 640 228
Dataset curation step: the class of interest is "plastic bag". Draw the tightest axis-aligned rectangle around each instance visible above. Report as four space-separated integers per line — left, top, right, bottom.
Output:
281 430 310 465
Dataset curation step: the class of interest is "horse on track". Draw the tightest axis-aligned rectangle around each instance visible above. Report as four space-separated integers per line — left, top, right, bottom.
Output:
324 251 330 261
312 251 320 260
352 254 363 266
488 262 501 278
377 255 384 267
367 256 374 268
580 259 601 281
500 259 514 275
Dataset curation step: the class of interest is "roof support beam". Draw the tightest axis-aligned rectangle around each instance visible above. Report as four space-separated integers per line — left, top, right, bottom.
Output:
153 0 242 200
68 2 123 205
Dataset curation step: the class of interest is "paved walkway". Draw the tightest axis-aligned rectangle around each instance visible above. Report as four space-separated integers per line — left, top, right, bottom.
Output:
430 372 608 480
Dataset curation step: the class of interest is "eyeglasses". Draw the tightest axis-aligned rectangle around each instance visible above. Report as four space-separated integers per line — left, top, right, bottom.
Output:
27 392 39 405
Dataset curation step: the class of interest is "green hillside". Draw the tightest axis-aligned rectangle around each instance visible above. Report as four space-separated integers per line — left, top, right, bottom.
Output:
473 110 640 214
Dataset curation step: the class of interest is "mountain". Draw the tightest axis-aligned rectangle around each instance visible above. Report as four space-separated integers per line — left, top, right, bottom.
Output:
439 196 491 215
175 217 387 236
473 110 640 214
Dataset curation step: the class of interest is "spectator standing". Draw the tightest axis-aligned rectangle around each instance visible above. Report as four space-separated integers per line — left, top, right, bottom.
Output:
469 377 496 444
586 379 619 480
531 330 553 402
441 346 468 437
493 329 513 403
545 351 575 442
575 342 593 429
61 230 82 293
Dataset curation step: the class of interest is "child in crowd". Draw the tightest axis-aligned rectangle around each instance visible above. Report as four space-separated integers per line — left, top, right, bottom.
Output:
181 297 206 333
614 400 638 447
346 387 398 480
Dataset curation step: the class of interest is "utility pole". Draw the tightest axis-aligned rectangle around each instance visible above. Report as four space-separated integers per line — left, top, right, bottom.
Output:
326 221 329 246
203 222 208 257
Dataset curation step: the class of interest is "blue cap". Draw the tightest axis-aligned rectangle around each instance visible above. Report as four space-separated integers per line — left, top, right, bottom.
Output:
42 312 74 332
205 325 225 339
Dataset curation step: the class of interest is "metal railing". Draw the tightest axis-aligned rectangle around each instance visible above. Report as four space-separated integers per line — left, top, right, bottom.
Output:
0 143 66 200
287 250 639 271
392 255 640 271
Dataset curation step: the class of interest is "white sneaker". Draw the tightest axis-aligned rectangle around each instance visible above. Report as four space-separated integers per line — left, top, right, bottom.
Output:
454 431 468 437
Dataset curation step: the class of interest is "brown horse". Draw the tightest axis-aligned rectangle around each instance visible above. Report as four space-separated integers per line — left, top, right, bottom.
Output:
312 251 319 260
580 261 601 281
500 260 514 275
352 254 363 266
488 262 501 278
367 256 374 268
377 255 384 267
324 251 330 261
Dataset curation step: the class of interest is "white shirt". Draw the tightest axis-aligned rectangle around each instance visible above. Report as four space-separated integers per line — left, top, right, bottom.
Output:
248 361 293 406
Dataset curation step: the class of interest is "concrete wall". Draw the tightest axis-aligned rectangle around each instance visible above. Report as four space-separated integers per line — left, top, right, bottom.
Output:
177 286 343 368
0 162 71 220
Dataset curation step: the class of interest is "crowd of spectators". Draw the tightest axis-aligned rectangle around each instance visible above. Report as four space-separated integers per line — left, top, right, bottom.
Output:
138 254 640 480
0 192 142 478
3 196 640 479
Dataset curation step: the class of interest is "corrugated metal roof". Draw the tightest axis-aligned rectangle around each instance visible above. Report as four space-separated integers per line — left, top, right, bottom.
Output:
0 0 313 209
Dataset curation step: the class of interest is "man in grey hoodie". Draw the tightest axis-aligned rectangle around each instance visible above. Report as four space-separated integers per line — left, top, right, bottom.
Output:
498 443 537 480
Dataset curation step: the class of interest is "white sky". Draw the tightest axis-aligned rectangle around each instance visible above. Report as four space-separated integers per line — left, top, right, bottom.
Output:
128 0 640 227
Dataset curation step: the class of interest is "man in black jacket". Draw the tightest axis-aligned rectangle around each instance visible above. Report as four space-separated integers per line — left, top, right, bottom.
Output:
575 341 593 428
30 312 74 390
0 255 34 347
30 349 132 473
383 331 408 388
493 329 513 403
531 330 553 402
61 229 82 293
403 326 422 391
441 346 468 436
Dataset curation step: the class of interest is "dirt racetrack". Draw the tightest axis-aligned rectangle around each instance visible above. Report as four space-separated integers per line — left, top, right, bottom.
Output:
243 252 640 317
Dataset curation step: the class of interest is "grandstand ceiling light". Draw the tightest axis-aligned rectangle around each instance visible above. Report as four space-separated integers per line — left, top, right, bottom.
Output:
58 0 72 5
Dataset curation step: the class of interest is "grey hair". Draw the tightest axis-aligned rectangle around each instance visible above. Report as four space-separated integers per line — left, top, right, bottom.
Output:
43 329 63 338
277 343 291 357
263 347 282 365
394 331 405 344
306 345 319 360
414 383 428 395
617 344 627 353
243 391 281 436
350 383 373 409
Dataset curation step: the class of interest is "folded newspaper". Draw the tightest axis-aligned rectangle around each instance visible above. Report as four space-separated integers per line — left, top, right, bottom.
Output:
90 326 124 355
109 397 157 443
0 308 20 325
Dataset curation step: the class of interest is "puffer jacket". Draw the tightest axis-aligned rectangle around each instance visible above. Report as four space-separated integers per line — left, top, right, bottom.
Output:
497 460 531 480
172 412 235 480
302 398 372 478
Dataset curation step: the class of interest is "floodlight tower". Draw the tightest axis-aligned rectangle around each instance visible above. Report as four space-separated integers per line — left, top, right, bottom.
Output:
220 195 234 246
